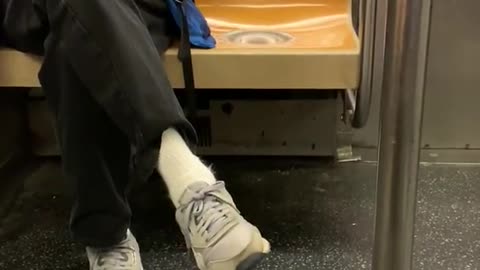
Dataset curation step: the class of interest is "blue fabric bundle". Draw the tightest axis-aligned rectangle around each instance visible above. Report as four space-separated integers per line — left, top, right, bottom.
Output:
165 0 216 49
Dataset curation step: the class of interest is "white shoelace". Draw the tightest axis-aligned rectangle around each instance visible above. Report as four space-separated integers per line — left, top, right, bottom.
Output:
176 182 238 247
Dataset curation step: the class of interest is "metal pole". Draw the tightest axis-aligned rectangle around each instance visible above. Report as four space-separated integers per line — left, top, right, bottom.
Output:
351 0 377 128
372 0 432 270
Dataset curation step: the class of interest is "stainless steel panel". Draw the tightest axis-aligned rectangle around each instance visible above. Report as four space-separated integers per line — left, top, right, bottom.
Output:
421 0 480 149
354 0 480 149
202 100 338 156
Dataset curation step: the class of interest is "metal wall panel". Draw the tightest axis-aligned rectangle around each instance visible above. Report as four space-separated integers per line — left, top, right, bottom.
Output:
421 0 480 149
202 100 338 156
354 0 480 149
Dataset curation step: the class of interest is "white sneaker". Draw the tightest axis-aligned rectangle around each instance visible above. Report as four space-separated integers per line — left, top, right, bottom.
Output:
175 181 270 270
86 230 143 270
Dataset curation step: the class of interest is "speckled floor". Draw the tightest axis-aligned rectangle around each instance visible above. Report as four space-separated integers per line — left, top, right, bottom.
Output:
0 159 479 270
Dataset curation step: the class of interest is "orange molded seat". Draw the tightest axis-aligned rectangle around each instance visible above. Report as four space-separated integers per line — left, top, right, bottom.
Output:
0 0 359 89
0 49 42 88
198 0 358 51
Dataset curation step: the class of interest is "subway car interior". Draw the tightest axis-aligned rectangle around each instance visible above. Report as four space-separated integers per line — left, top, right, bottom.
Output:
0 0 479 269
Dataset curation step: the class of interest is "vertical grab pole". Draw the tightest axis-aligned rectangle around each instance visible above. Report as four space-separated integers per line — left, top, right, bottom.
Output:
372 0 432 270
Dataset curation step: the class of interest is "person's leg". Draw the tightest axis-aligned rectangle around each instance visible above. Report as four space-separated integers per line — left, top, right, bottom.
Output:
1 0 156 248
0 0 47 55
158 128 271 270
2 0 175 269
2 0 269 268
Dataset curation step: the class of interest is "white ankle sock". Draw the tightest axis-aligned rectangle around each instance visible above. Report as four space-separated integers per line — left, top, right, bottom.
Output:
158 128 216 207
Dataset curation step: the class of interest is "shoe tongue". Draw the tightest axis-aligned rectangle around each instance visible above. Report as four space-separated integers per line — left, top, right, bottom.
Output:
178 181 211 206
188 181 211 192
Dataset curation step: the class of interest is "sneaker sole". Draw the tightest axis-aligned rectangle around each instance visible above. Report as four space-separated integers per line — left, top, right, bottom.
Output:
236 238 270 270
193 238 270 270
236 253 267 270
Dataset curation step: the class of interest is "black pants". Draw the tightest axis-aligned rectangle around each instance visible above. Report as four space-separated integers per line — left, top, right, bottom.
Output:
1 0 196 247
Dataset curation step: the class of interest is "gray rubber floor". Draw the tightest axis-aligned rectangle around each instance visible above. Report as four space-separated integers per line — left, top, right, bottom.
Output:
0 159 479 270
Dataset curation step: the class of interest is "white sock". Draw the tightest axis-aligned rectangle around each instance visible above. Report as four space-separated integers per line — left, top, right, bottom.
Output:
158 128 216 207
